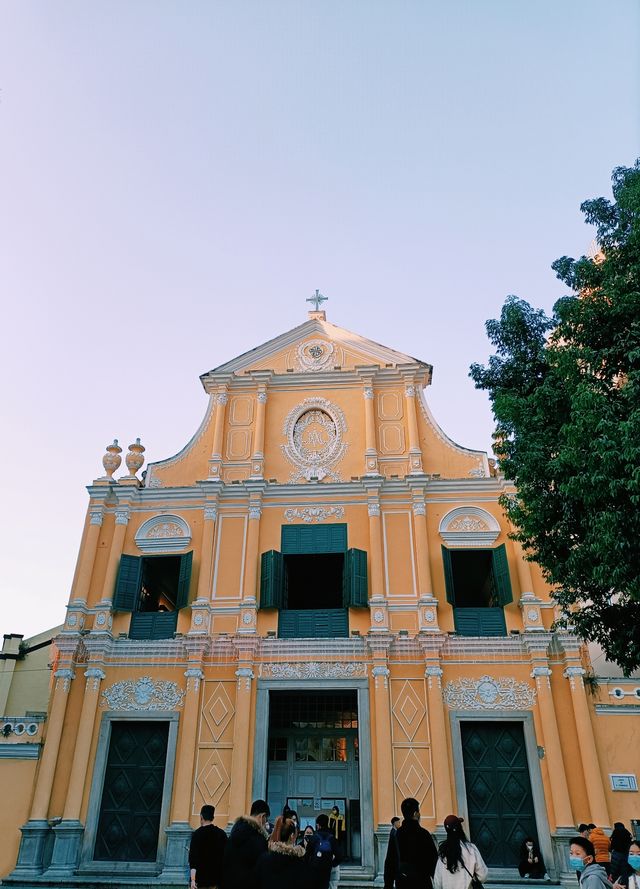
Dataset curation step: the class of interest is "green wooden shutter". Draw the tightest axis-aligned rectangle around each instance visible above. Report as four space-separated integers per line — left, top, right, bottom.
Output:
260 550 284 608
441 546 455 604
343 548 368 607
281 523 347 554
492 544 513 605
175 551 193 610
113 555 142 611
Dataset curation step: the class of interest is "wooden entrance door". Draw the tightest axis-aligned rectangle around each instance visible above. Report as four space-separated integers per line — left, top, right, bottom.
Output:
94 721 169 862
461 722 538 867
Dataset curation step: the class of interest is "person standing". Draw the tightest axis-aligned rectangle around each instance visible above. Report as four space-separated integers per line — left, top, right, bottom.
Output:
221 799 270 889
189 804 227 889
390 817 401 837
256 817 316 889
610 822 633 883
306 813 341 889
384 797 438 889
433 814 488 889
590 827 611 875
569 836 610 889
621 839 640 889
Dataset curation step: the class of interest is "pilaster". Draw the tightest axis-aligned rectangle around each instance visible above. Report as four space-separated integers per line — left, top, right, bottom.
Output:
208 382 230 479
368 637 395 828
562 651 610 827
360 372 380 476
402 376 424 474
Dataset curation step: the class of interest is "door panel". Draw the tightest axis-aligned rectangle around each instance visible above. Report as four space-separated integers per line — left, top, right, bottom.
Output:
94 721 169 862
461 722 538 867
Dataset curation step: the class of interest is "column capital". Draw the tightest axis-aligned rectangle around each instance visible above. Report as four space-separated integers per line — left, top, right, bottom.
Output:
89 509 104 526
531 666 552 678
248 505 262 520
114 508 130 526
368 502 381 517
363 387 374 400
256 389 268 404
235 667 254 690
425 665 443 677
203 504 218 521
54 668 75 692
84 668 106 691
564 666 586 679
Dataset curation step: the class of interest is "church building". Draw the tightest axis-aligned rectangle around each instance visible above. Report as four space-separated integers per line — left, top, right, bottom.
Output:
2 304 638 888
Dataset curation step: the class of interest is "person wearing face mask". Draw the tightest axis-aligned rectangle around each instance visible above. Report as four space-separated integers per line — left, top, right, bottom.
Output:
622 840 640 889
518 837 548 880
610 822 633 884
569 837 610 889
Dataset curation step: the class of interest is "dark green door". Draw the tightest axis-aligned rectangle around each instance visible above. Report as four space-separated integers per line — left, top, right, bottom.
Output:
461 722 538 867
94 721 169 862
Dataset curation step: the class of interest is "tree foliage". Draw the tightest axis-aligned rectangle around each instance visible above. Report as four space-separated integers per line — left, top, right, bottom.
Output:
470 161 640 674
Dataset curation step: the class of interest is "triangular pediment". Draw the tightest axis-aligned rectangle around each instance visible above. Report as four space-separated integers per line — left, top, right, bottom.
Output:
200 318 430 383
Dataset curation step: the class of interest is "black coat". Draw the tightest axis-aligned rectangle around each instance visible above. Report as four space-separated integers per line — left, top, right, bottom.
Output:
384 819 438 889
305 828 342 889
189 823 227 887
256 841 317 889
221 816 268 889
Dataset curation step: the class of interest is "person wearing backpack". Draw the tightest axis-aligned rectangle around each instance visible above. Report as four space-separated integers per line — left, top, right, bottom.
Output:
306 813 341 889
384 797 438 889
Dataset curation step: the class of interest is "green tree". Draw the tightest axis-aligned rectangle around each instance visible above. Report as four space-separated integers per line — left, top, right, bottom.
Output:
470 161 640 674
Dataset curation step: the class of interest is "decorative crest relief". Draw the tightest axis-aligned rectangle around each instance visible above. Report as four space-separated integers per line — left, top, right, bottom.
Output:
443 675 536 710
135 514 192 553
261 662 367 680
101 676 185 711
439 506 500 547
295 339 336 373
282 397 347 482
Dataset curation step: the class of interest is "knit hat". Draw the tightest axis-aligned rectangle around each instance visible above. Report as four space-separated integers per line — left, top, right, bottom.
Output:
444 815 464 830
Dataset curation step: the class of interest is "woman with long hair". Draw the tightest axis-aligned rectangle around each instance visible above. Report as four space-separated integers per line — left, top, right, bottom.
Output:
256 817 316 889
433 815 488 889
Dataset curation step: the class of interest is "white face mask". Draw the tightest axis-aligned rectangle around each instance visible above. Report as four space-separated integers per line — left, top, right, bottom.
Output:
526 844 534 850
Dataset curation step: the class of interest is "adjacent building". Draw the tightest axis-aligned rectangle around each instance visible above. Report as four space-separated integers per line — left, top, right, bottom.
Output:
2 308 639 887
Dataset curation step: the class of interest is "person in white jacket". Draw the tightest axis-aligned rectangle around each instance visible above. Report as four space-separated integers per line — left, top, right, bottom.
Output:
433 815 488 889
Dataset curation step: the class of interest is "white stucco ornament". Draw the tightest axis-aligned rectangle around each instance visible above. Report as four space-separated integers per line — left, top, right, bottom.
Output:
527 608 539 622
262 662 367 679
443 675 536 710
295 339 335 373
373 609 385 623
282 397 347 482
101 676 185 711
284 506 345 523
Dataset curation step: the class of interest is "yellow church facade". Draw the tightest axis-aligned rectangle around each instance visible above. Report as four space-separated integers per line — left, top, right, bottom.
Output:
2 310 639 887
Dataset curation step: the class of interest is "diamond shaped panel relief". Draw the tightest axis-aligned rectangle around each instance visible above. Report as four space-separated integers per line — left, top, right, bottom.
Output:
392 681 426 742
201 682 235 742
196 750 231 807
394 748 432 805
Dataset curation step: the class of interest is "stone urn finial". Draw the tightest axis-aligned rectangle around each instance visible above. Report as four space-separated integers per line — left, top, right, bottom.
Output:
102 439 122 479
125 438 145 478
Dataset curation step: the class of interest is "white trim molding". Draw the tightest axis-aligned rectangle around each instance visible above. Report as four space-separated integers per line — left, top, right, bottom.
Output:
438 506 500 547
134 514 192 553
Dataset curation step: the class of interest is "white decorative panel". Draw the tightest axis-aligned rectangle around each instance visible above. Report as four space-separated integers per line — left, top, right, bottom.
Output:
377 392 403 421
228 396 253 425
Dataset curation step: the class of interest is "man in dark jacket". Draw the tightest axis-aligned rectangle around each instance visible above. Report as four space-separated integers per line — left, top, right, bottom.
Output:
306 813 342 889
189 804 227 889
221 799 270 889
384 797 438 889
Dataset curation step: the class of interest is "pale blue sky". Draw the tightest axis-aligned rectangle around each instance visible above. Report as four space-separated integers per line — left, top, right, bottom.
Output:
1 1 638 638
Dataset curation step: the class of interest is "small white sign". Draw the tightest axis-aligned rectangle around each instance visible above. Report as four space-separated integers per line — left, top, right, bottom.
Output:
610 774 638 792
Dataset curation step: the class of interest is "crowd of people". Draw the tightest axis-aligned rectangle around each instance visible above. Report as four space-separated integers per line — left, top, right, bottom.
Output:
188 799 343 889
187 798 640 889
570 822 640 889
